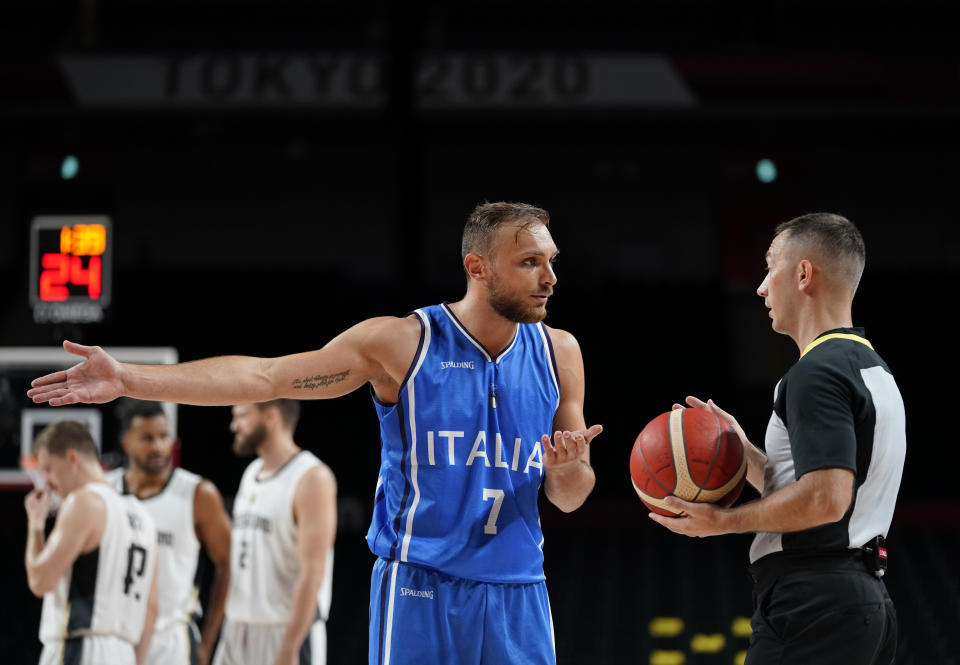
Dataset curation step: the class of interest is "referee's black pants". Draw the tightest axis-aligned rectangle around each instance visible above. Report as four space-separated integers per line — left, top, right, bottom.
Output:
745 552 897 665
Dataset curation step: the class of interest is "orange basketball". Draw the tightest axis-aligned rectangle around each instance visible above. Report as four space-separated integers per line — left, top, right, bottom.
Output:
630 408 747 516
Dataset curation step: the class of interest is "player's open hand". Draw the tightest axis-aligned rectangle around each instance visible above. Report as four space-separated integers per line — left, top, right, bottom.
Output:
24 489 51 529
647 496 729 538
27 340 125 406
542 424 602 470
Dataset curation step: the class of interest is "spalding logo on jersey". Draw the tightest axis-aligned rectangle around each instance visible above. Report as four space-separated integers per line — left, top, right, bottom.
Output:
440 360 475 370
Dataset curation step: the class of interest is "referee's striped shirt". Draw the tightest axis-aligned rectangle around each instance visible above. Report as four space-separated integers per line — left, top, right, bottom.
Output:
750 327 907 563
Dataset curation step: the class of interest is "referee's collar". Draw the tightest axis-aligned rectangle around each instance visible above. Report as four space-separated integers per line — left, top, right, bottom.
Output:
801 327 871 358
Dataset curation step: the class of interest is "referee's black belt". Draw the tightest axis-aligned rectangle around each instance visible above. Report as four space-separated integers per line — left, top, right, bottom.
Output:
748 549 873 587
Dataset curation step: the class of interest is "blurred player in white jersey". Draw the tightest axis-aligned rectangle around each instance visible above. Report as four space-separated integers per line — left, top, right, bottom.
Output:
107 400 233 665
25 420 160 665
213 399 336 665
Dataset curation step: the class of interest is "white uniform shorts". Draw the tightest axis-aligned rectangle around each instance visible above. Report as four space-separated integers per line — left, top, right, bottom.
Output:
212 619 326 665
40 635 136 665
145 622 200 665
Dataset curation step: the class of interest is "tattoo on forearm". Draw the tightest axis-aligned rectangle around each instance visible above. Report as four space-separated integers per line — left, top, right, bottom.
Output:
291 370 351 391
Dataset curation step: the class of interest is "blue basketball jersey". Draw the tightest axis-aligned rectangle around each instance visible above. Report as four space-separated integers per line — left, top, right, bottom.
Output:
367 303 561 583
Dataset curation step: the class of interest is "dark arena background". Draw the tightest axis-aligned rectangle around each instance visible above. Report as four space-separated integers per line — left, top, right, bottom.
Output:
2 2 959 664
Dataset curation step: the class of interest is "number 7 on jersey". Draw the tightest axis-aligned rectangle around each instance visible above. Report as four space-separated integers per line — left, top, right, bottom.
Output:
483 488 505 535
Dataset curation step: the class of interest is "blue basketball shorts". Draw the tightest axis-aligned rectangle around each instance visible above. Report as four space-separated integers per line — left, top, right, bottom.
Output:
368 558 555 665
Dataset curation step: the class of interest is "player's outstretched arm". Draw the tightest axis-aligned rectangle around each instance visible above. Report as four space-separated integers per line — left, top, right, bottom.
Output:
542 327 603 513
674 396 766 493
28 317 416 407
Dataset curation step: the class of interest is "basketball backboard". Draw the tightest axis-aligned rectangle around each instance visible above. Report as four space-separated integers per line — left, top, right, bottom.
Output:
0 347 178 490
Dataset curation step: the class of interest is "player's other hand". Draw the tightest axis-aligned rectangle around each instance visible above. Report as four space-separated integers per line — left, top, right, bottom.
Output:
24 489 51 529
542 424 603 470
672 396 751 450
27 340 125 406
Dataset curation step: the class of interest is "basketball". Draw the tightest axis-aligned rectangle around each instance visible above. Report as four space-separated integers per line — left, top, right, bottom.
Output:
630 408 747 516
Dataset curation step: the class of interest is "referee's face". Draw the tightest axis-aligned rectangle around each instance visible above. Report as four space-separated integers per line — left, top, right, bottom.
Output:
758 233 798 335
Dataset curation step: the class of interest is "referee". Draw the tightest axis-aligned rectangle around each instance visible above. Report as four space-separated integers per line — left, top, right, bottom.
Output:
650 213 905 665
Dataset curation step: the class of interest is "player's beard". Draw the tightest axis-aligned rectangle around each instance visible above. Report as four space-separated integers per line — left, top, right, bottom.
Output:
487 272 549 324
233 424 267 457
131 452 171 475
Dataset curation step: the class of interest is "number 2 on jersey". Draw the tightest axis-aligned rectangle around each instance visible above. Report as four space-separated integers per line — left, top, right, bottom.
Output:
482 488 505 535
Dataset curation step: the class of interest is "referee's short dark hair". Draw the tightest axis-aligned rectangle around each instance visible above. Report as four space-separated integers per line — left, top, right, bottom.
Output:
33 420 99 459
256 399 300 431
776 212 866 293
117 398 166 434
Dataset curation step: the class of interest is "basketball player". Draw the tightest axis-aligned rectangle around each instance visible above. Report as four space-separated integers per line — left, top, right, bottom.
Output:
650 213 904 665
107 399 232 665
24 420 160 665
213 399 336 665
27 201 603 665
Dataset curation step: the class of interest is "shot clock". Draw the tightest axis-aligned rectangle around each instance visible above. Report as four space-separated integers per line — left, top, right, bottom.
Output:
29 215 113 324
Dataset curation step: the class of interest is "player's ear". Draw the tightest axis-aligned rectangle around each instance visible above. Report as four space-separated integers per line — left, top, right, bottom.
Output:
797 259 813 290
463 252 486 282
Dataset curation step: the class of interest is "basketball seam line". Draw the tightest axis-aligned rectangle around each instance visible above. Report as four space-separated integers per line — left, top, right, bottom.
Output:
698 412 723 494
632 478 681 515
637 419 672 497
683 409 704 502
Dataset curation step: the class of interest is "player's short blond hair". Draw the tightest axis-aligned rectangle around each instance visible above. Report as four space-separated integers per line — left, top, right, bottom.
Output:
461 201 550 263
33 420 99 459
